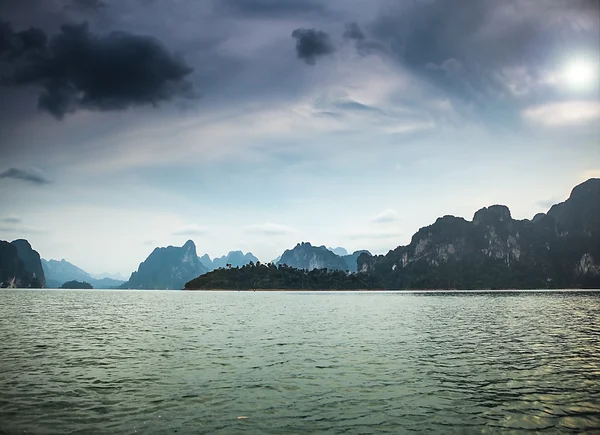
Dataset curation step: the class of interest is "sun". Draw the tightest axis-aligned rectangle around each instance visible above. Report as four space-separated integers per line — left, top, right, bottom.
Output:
562 57 598 90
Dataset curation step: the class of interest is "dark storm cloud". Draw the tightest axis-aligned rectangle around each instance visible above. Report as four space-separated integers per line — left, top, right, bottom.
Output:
291 28 334 65
342 22 384 56
343 22 364 41
1 21 194 118
219 0 325 17
0 20 47 58
0 168 49 185
370 0 600 100
67 0 108 11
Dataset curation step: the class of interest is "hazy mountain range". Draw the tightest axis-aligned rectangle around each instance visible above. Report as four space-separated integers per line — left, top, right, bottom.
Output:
2 178 599 290
42 259 125 289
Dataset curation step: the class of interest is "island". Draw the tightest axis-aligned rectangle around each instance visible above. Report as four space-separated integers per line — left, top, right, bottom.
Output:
60 280 94 289
184 262 383 290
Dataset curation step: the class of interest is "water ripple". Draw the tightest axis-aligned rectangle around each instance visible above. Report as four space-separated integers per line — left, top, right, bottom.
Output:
0 289 599 434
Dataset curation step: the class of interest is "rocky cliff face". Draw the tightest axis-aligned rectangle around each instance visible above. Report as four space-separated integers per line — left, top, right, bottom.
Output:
359 178 600 289
278 242 350 271
11 239 45 287
0 239 45 288
122 240 208 289
342 250 371 272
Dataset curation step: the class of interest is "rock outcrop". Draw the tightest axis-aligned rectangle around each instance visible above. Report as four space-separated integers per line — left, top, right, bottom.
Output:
0 239 45 288
278 242 350 271
121 240 208 290
342 250 372 272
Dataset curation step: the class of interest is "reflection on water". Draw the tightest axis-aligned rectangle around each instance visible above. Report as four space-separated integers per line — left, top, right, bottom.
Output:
0 290 599 434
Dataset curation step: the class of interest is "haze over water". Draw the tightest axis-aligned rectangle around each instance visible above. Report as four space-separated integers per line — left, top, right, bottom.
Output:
1 290 599 434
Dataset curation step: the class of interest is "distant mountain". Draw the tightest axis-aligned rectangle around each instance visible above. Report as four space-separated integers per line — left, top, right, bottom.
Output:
89 271 128 281
328 247 348 256
198 253 213 270
42 259 89 284
42 258 124 289
199 251 259 271
122 240 208 289
9 239 45 287
359 178 600 289
342 250 372 272
277 242 349 271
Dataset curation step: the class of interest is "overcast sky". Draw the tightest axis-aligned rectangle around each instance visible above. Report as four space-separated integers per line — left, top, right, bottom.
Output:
1 0 599 276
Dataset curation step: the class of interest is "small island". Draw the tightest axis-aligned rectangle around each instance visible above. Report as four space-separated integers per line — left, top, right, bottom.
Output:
185 262 383 290
60 280 94 289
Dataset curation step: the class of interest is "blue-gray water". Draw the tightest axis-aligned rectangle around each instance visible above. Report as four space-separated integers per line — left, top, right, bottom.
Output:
1 290 599 434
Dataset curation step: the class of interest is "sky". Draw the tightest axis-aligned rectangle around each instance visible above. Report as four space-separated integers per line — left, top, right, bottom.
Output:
0 0 599 276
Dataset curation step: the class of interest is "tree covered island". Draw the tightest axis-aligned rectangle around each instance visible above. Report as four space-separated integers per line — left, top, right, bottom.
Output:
184 262 383 290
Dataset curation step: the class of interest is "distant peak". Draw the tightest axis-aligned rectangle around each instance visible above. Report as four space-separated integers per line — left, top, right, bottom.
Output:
183 240 196 248
569 178 600 200
11 239 32 248
473 205 512 225
328 246 349 256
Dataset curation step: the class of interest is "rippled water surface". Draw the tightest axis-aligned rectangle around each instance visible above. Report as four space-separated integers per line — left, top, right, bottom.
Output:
1 290 599 434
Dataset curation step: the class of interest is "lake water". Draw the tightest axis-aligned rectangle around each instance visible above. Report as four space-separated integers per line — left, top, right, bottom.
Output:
0 290 599 434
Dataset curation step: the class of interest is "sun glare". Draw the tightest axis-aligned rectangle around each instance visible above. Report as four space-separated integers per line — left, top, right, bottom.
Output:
562 57 598 90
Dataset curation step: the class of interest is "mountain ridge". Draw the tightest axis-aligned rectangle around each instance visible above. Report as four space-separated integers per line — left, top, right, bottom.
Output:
358 178 600 289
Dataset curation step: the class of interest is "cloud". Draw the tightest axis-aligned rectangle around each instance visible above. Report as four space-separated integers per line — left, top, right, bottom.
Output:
372 209 400 223
369 0 600 101
0 216 47 234
245 222 297 236
67 0 108 11
0 168 49 184
333 99 386 115
0 216 21 224
219 0 325 17
348 228 403 240
0 20 47 58
343 22 364 41
291 28 334 65
172 224 209 236
523 101 600 126
1 21 194 118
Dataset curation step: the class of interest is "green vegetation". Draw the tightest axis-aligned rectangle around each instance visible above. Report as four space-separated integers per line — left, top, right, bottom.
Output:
60 280 93 289
185 262 383 290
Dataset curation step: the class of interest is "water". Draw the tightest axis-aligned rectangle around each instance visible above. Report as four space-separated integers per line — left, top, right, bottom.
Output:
1 290 599 434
